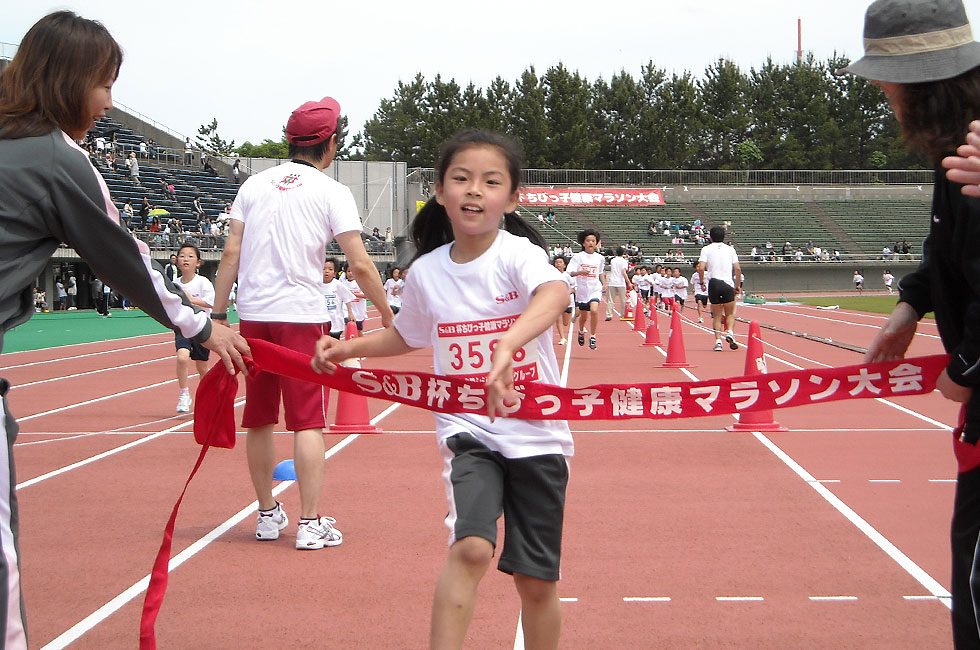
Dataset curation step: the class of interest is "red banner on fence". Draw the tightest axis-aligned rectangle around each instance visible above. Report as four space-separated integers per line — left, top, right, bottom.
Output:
519 187 665 206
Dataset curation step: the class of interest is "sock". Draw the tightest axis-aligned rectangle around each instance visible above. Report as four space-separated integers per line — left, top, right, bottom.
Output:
259 503 279 514
179 388 190 395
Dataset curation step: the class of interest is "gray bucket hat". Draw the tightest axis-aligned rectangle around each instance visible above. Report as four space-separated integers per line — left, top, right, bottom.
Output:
840 0 980 83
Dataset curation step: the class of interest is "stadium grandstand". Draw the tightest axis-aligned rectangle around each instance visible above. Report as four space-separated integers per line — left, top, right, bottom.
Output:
30 99 932 304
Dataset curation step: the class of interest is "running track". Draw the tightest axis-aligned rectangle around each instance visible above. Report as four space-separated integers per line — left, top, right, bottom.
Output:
4 302 957 647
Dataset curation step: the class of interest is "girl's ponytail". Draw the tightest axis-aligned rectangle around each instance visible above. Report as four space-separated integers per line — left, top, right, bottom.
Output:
503 211 548 252
409 197 455 262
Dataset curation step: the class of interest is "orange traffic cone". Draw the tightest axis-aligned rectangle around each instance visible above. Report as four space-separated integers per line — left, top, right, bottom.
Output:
726 320 787 432
632 295 646 332
329 324 381 434
662 304 690 367
621 292 635 321
642 302 661 346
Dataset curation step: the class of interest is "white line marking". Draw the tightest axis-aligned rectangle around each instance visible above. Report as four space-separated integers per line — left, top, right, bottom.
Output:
753 432 951 608
811 479 841 484
16 399 246 490
716 596 765 602
10 356 171 389
1 340 169 369
559 597 578 602
18 378 179 421
742 304 942 340
869 479 901 483
809 595 858 601
624 596 671 602
929 479 956 483
904 595 951 602
41 404 400 649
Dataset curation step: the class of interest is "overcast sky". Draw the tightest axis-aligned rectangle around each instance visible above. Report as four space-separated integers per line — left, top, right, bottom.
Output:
3 1 980 147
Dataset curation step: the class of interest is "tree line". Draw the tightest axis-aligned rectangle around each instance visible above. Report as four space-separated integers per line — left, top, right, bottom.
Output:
222 55 926 171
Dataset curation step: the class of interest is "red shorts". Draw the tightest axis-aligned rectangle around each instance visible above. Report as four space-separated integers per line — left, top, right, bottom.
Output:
239 320 329 431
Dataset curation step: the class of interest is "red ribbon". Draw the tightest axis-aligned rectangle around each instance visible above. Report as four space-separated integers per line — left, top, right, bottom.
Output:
139 339 950 647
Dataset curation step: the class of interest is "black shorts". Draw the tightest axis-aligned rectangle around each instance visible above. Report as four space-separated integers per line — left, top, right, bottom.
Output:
695 294 708 305
175 334 210 361
441 432 568 581
639 289 650 300
675 296 685 306
576 298 600 312
707 278 735 305
564 306 573 314
391 305 401 314
329 330 342 340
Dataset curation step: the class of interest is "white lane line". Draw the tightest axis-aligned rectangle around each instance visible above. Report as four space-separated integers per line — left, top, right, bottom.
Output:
41 404 399 649
559 597 578 603
11 356 171 389
811 479 841 484
809 595 858 601
16 399 246 490
754 432 951 608
742 304 941 340
929 479 956 483
624 596 671 602
16 412 200 447
1 340 170 368
869 479 901 483
904 595 951 602
19 375 191 421
716 596 764 602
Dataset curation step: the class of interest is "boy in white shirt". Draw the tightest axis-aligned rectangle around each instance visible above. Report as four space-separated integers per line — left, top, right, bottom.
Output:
671 267 689 310
698 226 741 351
343 264 368 332
691 262 708 323
173 243 214 413
567 229 606 350
322 258 355 339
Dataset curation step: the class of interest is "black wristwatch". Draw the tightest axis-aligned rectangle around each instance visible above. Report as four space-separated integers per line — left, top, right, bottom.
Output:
211 312 228 320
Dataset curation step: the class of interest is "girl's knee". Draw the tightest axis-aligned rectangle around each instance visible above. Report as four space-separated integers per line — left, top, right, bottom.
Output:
514 574 557 604
450 536 494 570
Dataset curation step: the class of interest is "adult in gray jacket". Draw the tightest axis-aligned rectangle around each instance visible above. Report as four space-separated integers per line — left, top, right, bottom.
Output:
0 12 250 646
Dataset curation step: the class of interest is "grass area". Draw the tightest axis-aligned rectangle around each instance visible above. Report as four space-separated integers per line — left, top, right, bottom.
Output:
2 309 240 353
795 295 933 319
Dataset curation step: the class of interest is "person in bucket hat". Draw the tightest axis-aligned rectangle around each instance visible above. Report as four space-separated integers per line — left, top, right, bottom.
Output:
850 2 980 646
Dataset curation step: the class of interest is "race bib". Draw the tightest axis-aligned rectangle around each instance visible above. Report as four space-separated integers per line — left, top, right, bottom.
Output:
325 293 338 312
436 315 539 383
579 263 597 278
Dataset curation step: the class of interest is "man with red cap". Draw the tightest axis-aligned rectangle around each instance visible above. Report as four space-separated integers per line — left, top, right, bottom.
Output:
211 97 393 550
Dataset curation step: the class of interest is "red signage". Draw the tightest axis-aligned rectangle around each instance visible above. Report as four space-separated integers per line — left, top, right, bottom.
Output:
519 187 665 206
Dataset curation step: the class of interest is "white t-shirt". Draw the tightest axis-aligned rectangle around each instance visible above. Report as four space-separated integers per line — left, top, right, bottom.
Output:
384 278 404 309
176 274 215 317
651 272 663 295
854 274 865 285
883 272 894 287
561 270 575 309
699 242 740 288
231 160 362 322
608 256 629 288
691 271 708 296
671 275 689 299
343 276 367 321
322 278 355 333
656 274 673 295
394 230 573 459
567 251 605 302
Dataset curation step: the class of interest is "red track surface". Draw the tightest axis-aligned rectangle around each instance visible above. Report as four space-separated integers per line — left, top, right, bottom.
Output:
4 301 957 648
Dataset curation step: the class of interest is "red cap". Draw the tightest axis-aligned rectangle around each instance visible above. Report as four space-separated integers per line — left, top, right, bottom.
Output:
285 96 341 146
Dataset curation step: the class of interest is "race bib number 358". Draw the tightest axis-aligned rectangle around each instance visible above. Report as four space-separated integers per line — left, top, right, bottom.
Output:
436 316 539 383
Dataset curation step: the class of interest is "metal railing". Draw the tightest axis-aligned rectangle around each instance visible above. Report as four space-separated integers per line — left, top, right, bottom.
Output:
410 168 934 187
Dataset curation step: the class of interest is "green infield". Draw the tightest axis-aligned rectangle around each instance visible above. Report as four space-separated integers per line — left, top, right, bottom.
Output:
2 309 241 353
794 295 933 319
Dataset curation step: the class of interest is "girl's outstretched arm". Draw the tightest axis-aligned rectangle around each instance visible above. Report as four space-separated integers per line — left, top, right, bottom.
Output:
312 325 416 374
486 280 570 420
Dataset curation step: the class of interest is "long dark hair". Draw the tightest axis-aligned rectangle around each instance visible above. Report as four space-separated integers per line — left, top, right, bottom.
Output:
410 129 546 261
0 11 122 140
897 66 980 161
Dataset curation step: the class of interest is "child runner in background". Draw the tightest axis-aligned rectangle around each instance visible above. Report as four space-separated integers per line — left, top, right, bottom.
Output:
691 262 708 324
322 257 355 339
671 267 688 311
605 246 631 321
567 228 605 349
312 129 572 649
552 256 575 345
656 268 674 311
651 264 664 310
342 264 368 332
882 269 894 295
384 267 404 315
174 243 214 413
853 270 864 293
634 265 651 314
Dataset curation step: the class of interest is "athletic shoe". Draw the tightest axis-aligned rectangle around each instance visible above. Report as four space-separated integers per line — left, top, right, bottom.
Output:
589 335 597 350
577 331 585 346
698 317 703 324
558 338 567 345
255 502 288 541
176 391 191 413
713 340 723 352
725 331 738 350
296 516 343 550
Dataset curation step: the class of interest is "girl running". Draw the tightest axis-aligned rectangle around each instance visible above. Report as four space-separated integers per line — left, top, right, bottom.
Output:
312 129 572 649
552 256 575 345
322 257 356 339
384 266 404 315
174 242 214 413
567 229 605 349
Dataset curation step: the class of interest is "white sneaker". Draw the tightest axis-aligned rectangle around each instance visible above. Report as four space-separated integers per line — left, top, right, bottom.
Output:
296 516 343 549
698 317 703 324
558 338 567 345
713 340 723 351
256 502 288 540
176 391 191 413
725 331 738 350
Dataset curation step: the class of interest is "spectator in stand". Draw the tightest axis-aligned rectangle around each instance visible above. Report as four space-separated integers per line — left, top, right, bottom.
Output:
232 158 241 184
122 201 134 228
55 278 66 310
782 241 793 261
882 244 892 259
547 208 556 225
128 152 139 184
139 140 148 159
65 274 77 310
384 226 394 250
893 240 902 261
795 248 804 262
184 137 193 165
648 219 657 235
163 253 179 283
901 240 912 259
192 196 205 220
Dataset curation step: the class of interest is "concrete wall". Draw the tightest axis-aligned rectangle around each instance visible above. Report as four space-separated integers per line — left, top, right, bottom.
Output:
737 260 919 294
665 184 932 203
